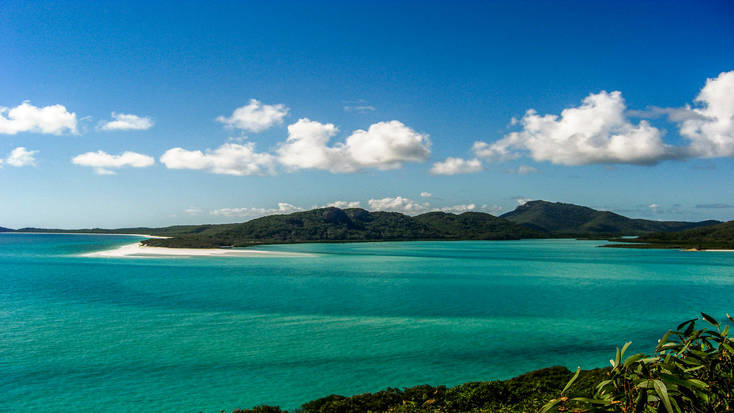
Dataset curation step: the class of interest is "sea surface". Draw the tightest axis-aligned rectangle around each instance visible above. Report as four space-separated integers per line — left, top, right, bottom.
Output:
2 233 733 411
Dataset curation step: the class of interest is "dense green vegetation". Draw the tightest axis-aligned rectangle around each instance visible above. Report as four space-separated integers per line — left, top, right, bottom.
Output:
143 208 543 248
500 201 719 236
543 313 733 412
224 314 732 413
227 366 609 413
606 220 734 250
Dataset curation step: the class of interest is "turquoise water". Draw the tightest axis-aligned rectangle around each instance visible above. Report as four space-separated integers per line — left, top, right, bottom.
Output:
1 234 733 411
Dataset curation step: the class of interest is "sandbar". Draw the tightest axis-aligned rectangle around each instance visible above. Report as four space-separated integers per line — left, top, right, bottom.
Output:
81 242 310 258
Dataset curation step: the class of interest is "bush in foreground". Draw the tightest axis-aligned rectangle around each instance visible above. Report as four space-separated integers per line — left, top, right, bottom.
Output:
542 313 733 413
230 313 732 413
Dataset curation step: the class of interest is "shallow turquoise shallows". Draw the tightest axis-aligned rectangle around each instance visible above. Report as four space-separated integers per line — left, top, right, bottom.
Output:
2 234 733 411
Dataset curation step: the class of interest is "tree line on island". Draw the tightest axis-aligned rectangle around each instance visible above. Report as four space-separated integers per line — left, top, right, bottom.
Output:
5 200 732 249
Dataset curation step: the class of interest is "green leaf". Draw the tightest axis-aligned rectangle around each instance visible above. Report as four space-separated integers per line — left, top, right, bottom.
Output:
570 397 611 405
701 312 720 328
623 353 645 367
595 379 612 391
686 379 709 389
539 398 563 413
657 330 673 349
653 380 673 413
684 320 696 337
677 318 697 331
620 341 632 359
562 366 581 395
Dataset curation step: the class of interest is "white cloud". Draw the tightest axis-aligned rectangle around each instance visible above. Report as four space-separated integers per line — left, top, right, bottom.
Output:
277 118 431 172
367 196 429 215
100 113 154 131
515 197 532 205
277 118 342 170
160 142 276 176
185 207 203 216
0 101 77 135
343 99 376 113
515 165 538 174
430 157 482 175
677 70 734 157
438 204 476 213
420 192 432 198
481 204 504 215
72 150 155 175
325 201 362 209
344 105 376 113
216 99 289 132
473 91 673 165
211 202 303 218
5 147 38 167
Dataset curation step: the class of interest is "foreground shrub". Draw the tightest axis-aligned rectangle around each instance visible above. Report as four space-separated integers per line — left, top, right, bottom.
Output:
542 313 734 413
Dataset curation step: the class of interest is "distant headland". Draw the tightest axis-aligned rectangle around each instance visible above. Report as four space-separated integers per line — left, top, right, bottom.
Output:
5 200 731 250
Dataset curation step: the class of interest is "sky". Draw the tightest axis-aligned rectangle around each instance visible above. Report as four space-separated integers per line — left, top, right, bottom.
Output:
2 0 734 228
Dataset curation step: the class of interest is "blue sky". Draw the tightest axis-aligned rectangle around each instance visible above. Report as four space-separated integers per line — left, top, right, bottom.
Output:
2 0 734 228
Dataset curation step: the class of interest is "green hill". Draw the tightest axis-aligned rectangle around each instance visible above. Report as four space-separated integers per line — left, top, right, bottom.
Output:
142 207 543 248
12 201 726 249
0 226 14 232
607 220 734 250
500 200 719 236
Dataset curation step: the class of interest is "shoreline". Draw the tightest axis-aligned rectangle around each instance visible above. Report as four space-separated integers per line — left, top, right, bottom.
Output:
8 232 171 239
80 242 312 258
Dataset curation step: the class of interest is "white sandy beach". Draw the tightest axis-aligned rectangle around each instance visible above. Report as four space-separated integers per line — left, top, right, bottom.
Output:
81 241 309 258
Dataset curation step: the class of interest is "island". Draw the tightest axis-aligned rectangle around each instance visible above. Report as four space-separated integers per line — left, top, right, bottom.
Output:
5 200 728 250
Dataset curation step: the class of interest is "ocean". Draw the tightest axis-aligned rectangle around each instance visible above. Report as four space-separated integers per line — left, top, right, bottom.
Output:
2 233 733 411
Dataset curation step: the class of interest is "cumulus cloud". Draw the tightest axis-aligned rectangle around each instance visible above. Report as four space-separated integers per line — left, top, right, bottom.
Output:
677 70 734 157
216 99 289 132
438 204 476 213
5 147 38 167
514 197 533 205
367 196 429 215
0 101 77 135
277 118 431 172
420 192 432 198
473 91 673 166
160 142 276 176
325 201 362 209
100 113 154 131
72 150 155 175
430 157 482 175
516 165 538 174
211 202 303 218
277 119 341 170
185 207 203 216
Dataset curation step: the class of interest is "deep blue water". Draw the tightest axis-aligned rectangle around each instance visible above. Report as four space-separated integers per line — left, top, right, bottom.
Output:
1 233 733 411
